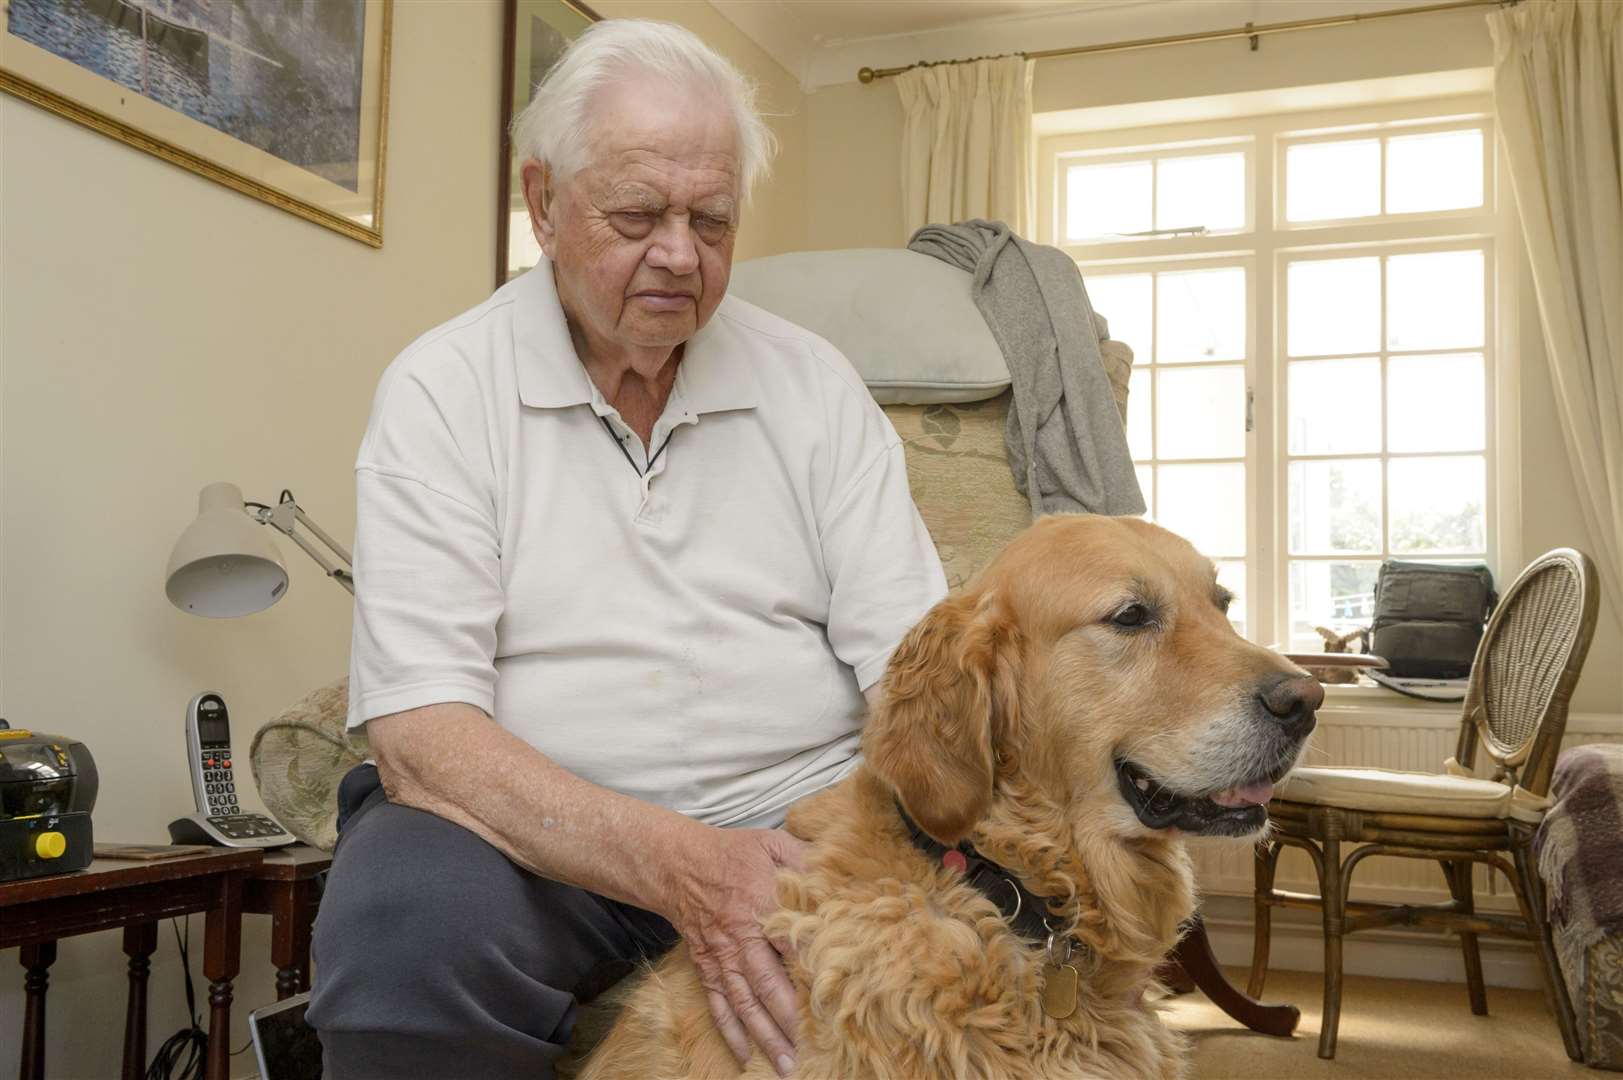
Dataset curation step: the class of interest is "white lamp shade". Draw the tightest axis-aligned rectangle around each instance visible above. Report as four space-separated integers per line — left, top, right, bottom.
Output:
166 482 289 617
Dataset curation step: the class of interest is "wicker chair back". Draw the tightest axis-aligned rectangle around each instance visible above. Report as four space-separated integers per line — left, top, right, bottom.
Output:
1456 548 1599 795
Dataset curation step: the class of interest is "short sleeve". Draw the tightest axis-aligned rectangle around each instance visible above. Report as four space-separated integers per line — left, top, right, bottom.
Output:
820 438 948 692
346 352 503 729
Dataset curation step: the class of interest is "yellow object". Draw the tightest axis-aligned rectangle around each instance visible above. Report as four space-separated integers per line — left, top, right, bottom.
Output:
33 831 66 859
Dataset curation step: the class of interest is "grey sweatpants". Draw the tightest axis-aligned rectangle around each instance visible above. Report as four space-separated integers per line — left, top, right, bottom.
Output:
307 765 679 1079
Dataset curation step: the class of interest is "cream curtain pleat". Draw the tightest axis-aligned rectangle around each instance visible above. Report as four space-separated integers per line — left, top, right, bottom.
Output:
1488 0 1623 624
896 56 1034 240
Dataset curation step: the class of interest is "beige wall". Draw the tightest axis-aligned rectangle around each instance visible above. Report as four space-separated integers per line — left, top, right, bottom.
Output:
804 7 1620 713
0 1 807 1073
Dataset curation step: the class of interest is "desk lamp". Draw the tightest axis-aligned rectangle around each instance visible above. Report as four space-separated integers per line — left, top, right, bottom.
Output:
165 482 354 617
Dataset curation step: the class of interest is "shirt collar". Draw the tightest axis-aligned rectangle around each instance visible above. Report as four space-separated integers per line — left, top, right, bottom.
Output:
512 259 758 415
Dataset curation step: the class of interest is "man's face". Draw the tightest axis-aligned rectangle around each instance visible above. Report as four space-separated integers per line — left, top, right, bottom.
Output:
526 76 742 356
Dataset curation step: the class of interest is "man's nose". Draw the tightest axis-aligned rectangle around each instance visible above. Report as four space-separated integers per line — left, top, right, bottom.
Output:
1258 673 1323 739
646 218 700 276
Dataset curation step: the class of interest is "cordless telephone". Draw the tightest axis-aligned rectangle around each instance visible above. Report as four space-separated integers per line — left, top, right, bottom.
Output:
168 691 294 848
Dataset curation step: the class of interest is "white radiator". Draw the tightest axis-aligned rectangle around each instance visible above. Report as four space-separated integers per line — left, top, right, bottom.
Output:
1191 698 1623 909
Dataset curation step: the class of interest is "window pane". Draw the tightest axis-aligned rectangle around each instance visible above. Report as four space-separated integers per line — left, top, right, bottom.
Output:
1289 358 1381 454
1067 161 1151 240
1157 463 1245 557
1157 365 1246 459
1216 559 1247 637
1136 464 1155 520
1289 459 1382 554
1286 139 1380 222
1157 267 1246 362
1388 353 1485 452
1387 249 1484 351
1157 152 1246 232
1288 257 1380 357
1389 455 1486 554
1127 367 1153 460
1387 129 1483 214
1288 560 1380 652
1085 273 1152 362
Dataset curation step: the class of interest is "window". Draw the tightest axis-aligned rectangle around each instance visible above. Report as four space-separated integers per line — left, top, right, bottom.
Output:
1040 99 1507 653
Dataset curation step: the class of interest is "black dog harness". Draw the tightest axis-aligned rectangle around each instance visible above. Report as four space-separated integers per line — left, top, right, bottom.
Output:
894 799 1061 945
894 799 1088 1019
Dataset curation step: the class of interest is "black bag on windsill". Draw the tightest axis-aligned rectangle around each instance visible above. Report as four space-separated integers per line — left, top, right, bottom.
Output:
1370 561 1497 678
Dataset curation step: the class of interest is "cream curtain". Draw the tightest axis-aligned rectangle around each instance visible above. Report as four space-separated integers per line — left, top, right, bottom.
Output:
896 56 1034 240
1488 0 1623 624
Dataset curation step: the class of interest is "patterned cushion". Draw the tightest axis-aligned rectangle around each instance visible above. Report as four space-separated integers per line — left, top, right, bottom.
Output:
248 677 364 852
882 338 1133 590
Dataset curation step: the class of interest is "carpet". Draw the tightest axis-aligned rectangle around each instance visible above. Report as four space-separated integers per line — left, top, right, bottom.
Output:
1170 968 1587 1079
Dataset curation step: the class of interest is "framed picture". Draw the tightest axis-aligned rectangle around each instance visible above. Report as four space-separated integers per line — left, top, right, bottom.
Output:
1 0 393 247
497 0 597 288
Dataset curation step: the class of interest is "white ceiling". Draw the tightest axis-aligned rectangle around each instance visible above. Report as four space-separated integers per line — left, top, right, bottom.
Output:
709 0 1463 91
752 1 1136 46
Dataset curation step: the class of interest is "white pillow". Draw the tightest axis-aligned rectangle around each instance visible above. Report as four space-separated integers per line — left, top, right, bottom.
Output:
727 249 1010 405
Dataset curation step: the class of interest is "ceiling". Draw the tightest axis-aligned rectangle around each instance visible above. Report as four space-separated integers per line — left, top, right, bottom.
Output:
710 0 1466 91
755 1 1139 46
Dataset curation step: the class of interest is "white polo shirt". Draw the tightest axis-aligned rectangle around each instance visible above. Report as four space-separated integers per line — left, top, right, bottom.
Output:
347 261 946 829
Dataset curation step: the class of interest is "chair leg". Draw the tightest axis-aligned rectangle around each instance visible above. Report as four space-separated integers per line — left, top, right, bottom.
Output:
1510 828 1584 1062
1247 839 1282 999
1440 859 1488 1015
1318 836 1344 1060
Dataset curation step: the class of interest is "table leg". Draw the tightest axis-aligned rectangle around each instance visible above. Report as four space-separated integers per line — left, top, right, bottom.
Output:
19 940 56 1080
267 878 315 1000
121 922 159 1080
1171 916 1301 1037
203 872 244 1080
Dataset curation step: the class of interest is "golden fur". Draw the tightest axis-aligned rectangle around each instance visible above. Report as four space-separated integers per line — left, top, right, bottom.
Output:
582 515 1312 1079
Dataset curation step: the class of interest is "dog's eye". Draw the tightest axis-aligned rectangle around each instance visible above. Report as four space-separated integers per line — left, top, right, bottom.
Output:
1110 603 1151 628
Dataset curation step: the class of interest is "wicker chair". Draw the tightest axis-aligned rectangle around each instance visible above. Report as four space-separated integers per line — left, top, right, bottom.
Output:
1249 548 1599 1061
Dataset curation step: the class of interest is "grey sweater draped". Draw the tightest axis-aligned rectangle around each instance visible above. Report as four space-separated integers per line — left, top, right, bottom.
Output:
908 220 1145 518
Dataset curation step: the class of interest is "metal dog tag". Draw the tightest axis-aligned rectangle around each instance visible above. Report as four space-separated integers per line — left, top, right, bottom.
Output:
1041 962 1079 1019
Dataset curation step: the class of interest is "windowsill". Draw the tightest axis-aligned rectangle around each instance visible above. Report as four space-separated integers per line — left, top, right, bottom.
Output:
1320 680 1463 719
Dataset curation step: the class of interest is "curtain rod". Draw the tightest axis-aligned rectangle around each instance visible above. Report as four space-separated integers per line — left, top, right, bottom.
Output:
857 0 1513 84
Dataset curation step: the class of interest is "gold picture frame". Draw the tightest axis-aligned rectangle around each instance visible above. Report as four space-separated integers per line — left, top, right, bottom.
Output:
497 0 597 287
1 0 392 247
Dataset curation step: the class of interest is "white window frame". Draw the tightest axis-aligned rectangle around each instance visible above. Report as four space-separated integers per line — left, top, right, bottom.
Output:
1038 93 1522 655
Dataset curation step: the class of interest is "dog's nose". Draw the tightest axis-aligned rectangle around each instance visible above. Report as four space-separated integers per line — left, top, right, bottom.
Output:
1258 673 1323 738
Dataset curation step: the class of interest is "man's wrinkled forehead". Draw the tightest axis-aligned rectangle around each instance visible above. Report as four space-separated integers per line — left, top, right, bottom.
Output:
572 74 741 187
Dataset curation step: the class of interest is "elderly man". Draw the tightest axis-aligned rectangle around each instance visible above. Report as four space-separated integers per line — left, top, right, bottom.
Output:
307 19 946 1080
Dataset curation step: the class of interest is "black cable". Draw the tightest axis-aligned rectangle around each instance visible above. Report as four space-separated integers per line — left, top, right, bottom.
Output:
597 415 676 478
146 918 206 1080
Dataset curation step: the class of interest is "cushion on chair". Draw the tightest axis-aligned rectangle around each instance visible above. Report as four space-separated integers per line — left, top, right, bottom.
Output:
249 677 366 851
1274 766 1548 822
729 249 1011 404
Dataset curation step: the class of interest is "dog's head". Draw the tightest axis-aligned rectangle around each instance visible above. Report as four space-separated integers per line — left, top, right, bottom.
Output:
866 514 1320 845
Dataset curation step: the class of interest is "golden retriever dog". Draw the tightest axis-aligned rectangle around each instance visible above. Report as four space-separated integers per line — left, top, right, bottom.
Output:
582 514 1322 1079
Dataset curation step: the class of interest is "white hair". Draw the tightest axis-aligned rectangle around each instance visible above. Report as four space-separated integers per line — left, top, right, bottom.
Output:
512 19 776 202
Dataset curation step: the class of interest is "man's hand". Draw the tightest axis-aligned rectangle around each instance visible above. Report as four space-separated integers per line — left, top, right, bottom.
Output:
666 826 810 1077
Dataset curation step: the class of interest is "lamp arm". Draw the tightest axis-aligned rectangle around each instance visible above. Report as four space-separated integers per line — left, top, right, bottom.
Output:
254 492 356 595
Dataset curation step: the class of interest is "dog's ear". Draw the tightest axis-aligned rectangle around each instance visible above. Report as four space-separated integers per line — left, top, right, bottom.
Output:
865 588 1023 845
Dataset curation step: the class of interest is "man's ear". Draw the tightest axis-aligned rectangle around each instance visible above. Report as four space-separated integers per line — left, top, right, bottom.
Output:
520 160 555 256
864 589 1023 845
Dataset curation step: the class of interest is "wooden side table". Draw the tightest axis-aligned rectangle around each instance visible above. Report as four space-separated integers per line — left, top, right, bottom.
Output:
243 843 332 999
0 848 262 1080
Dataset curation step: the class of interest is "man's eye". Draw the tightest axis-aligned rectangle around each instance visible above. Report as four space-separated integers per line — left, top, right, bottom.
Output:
693 216 729 242
1110 603 1152 629
613 212 655 234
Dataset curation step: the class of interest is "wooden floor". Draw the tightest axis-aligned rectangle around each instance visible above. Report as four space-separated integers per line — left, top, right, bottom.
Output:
1169 967 1589 1079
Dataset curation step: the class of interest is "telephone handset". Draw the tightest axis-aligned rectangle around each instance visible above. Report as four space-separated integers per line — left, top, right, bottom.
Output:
168 691 294 849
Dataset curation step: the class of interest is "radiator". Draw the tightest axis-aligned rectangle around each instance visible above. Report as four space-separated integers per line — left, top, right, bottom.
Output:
1191 700 1623 909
